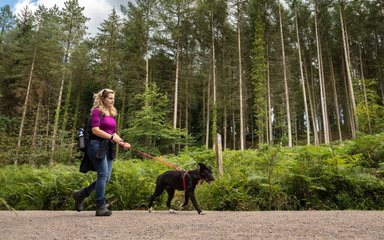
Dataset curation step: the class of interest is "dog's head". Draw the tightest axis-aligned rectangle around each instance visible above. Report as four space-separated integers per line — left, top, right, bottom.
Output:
198 163 215 184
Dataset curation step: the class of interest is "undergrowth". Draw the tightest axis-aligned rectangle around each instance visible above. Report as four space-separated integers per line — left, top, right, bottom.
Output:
1 133 384 211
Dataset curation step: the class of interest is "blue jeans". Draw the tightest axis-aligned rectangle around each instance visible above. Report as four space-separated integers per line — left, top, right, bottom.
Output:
83 139 113 207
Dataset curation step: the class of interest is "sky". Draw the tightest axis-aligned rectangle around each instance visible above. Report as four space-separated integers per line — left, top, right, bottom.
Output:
0 0 129 37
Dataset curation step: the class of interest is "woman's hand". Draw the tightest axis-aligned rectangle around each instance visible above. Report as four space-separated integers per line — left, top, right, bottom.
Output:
111 133 123 143
118 141 131 150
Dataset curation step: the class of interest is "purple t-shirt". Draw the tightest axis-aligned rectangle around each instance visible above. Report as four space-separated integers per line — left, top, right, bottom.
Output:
90 108 116 135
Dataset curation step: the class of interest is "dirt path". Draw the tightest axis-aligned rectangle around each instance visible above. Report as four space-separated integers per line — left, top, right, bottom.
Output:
1 210 384 239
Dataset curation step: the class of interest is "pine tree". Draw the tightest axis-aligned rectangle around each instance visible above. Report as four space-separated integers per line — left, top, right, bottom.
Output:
0 5 15 42
94 8 122 88
251 3 267 146
50 0 88 164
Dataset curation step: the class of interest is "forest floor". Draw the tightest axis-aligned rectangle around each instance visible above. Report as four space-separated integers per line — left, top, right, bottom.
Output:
1 210 384 239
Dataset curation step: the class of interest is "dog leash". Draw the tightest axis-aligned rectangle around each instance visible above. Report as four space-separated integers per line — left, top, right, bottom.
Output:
130 147 182 170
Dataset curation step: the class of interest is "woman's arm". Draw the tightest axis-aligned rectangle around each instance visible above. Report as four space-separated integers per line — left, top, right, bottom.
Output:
92 127 131 149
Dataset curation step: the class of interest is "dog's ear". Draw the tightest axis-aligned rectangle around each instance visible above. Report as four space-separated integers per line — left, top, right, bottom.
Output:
198 163 206 169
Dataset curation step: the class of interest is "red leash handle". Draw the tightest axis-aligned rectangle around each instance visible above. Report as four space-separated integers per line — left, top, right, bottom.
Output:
130 147 182 170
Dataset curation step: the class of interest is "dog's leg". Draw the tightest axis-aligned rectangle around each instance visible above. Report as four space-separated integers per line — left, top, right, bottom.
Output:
165 187 175 212
180 192 190 210
189 192 203 214
148 184 166 213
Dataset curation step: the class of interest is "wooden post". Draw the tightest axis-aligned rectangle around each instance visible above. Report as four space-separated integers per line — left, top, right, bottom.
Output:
216 133 224 176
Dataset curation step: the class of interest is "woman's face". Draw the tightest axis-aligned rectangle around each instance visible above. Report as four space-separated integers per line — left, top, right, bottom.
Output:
103 93 115 109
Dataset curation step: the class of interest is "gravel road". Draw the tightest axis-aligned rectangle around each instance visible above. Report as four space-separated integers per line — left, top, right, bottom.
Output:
1 210 384 239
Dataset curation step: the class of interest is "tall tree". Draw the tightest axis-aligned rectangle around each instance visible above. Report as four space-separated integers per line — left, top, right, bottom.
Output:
251 0 267 146
50 0 88 164
120 0 150 100
339 0 357 138
0 5 15 41
157 0 192 132
291 0 310 145
11 6 35 164
279 3 292 147
313 0 329 144
94 8 122 88
236 0 246 150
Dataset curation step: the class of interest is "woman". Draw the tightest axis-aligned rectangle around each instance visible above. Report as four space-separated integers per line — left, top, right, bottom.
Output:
73 88 131 216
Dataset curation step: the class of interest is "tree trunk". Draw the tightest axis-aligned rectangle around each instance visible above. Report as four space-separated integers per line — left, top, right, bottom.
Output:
232 110 236 149
237 1 244 150
328 46 342 141
185 60 190 134
313 0 329 144
339 0 357 138
17 45 37 164
267 50 273 144
50 27 72 164
61 76 72 144
173 40 180 130
145 0 150 89
305 50 319 145
223 104 227 150
211 8 217 149
205 72 211 148
45 92 51 151
32 97 42 150
341 56 353 137
50 71 66 164
359 39 372 133
71 92 81 157
294 7 310 145
279 4 292 147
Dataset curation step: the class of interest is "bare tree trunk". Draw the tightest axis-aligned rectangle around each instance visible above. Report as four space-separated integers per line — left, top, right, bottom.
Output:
205 73 211 148
223 104 227 150
45 91 51 151
50 71 66 164
211 9 218 149
17 46 37 164
173 40 180 130
279 4 292 147
339 0 357 138
237 1 245 150
305 50 319 145
328 47 342 141
294 7 310 145
313 0 329 144
185 76 189 133
61 76 72 144
70 92 81 157
145 1 150 89
32 97 42 150
267 53 273 144
341 56 353 137
232 110 236 149
359 40 372 133
51 26 72 164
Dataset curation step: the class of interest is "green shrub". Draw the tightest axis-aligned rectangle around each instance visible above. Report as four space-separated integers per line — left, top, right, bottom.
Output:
2 134 384 211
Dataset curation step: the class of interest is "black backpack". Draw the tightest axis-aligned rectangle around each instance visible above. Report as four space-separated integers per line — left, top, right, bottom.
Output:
78 113 103 152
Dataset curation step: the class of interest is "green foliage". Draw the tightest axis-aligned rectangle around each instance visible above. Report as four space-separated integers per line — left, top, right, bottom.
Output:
343 133 384 168
355 78 384 134
0 164 93 210
2 133 384 211
251 6 267 142
108 160 166 210
121 83 193 155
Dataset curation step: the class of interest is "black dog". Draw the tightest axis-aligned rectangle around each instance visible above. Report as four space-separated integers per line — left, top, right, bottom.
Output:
148 163 214 215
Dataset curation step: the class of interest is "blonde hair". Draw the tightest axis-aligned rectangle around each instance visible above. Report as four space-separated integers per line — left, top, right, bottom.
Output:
92 88 117 117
